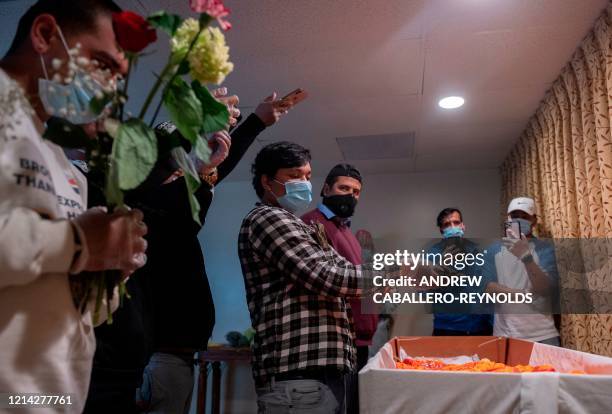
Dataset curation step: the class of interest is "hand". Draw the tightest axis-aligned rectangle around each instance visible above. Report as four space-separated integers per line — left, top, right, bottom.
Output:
72 207 148 276
254 92 292 126
400 264 413 276
212 87 240 127
442 241 463 256
502 234 530 259
201 130 231 171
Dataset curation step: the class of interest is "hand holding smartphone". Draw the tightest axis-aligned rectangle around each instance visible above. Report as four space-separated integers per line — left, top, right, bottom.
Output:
276 88 308 108
504 221 521 239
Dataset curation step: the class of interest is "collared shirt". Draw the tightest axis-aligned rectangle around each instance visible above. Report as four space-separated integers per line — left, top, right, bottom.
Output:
238 203 372 386
318 202 335 219
318 202 351 227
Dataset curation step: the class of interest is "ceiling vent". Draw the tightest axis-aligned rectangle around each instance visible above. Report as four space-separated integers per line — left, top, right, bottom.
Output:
336 132 415 160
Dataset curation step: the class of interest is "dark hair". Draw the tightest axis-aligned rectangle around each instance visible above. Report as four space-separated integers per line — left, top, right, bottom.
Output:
251 141 311 198
5 0 121 57
436 208 463 228
322 163 362 196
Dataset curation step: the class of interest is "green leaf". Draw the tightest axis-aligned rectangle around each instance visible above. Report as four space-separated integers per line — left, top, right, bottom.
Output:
163 77 204 143
191 81 230 134
184 173 202 225
177 60 190 76
171 147 201 224
105 159 124 208
43 117 93 149
148 11 183 36
114 119 158 190
193 137 211 165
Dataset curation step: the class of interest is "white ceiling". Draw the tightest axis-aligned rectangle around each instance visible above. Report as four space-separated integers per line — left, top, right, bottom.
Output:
1 0 608 180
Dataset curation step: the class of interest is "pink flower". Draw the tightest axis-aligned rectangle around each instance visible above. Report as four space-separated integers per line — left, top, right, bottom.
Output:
190 0 232 31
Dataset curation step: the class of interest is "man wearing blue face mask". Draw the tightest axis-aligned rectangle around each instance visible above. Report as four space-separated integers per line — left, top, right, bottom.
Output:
482 197 561 345
428 208 493 336
239 142 376 414
0 1 148 411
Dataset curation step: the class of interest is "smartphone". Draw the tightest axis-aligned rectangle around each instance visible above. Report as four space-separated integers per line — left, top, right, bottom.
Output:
504 221 521 239
278 88 308 106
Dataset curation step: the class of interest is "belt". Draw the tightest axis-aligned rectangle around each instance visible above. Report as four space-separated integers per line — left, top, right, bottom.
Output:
273 367 344 383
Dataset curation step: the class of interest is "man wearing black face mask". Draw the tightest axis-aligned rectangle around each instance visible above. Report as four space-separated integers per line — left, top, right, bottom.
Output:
302 164 375 414
301 164 363 260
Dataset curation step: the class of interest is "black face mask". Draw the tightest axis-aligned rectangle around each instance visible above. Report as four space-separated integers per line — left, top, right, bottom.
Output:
323 194 358 218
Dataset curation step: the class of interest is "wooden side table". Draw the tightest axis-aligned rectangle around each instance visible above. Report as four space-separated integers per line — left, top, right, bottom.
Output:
196 346 252 414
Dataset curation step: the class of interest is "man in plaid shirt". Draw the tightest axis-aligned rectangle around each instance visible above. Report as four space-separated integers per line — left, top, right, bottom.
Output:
239 142 374 413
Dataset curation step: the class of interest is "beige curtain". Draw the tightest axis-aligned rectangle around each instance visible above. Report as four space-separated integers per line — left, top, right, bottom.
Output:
500 3 612 356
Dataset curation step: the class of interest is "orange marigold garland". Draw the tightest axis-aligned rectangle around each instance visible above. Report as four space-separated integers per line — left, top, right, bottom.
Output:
395 358 585 374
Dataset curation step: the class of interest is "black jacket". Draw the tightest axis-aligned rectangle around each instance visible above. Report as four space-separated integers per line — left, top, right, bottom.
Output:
84 114 265 412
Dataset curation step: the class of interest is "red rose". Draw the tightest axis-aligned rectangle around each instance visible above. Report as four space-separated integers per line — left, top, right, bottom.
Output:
112 11 157 53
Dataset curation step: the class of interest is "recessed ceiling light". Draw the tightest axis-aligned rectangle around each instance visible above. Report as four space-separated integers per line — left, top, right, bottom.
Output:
438 96 465 109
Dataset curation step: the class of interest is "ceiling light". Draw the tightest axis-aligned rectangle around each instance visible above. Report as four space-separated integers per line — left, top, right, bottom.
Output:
438 96 465 109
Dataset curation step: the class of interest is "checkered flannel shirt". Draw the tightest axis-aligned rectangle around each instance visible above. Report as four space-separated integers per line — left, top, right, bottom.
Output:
238 203 373 386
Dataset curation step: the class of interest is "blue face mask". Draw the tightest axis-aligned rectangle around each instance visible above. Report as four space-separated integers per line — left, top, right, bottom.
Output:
442 226 464 239
38 26 109 124
275 179 312 213
512 218 533 235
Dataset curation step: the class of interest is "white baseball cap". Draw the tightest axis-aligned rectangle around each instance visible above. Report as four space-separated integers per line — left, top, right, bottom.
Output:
507 197 536 215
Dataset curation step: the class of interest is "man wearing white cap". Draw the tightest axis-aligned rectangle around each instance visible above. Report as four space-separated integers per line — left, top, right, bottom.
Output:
482 197 560 345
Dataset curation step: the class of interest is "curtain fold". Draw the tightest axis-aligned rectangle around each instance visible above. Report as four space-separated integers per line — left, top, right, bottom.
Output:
501 3 612 356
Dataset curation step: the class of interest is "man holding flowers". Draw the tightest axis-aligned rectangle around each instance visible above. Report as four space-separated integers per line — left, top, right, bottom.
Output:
0 1 149 412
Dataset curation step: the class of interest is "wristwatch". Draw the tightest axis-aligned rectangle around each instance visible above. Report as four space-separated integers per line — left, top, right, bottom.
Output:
520 253 534 264
200 167 218 187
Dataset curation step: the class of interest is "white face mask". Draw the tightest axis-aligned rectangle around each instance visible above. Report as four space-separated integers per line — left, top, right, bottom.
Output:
38 26 109 123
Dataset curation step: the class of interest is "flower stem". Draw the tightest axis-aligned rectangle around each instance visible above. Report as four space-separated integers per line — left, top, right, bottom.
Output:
120 55 134 121
146 22 208 127
138 60 175 120
149 93 165 128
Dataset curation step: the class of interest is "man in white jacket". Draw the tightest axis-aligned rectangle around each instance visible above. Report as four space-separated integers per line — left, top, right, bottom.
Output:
0 1 148 411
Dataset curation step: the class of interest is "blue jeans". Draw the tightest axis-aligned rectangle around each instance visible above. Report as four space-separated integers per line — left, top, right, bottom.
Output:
257 379 342 413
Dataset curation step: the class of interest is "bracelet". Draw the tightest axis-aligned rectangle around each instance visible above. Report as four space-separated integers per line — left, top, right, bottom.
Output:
200 167 218 187
520 253 534 264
